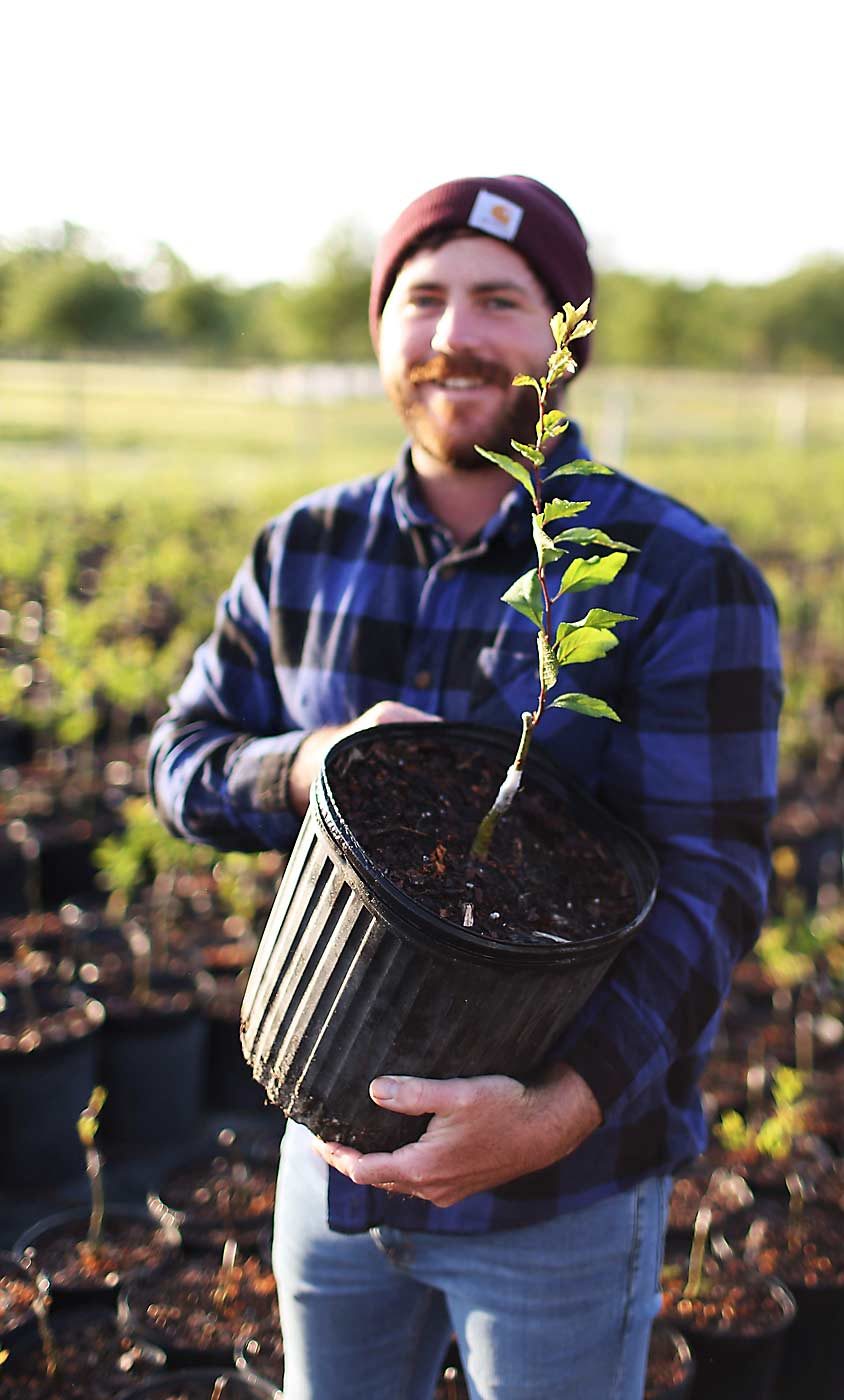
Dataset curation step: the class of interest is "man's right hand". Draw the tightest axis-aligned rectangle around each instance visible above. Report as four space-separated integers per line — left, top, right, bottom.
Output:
287 701 441 817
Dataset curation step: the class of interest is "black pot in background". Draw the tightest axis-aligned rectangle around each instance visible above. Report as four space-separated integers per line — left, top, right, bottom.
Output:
0 1250 39 1350
98 973 208 1147
241 723 659 1154
203 977 274 1118
646 1322 695 1400
147 1136 277 1252
0 984 103 1190
113 1368 279 1399
235 1333 284 1399
13 1205 181 1308
673 1276 795 1400
0 1302 150 1395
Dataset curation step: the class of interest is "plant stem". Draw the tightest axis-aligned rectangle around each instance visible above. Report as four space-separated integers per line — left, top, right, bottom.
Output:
786 1172 804 1252
86 1145 105 1249
683 1205 712 1300
31 1268 59 1379
469 712 535 861
212 1238 239 1313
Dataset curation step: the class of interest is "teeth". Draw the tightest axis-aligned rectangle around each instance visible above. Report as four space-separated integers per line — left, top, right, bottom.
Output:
440 378 483 389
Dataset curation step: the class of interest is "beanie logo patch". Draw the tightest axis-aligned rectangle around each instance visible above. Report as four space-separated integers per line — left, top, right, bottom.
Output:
467 190 524 242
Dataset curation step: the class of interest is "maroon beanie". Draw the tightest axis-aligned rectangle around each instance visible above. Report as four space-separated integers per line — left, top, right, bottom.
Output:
369 174 595 368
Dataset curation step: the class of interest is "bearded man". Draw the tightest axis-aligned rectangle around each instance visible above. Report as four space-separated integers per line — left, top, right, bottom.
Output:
149 176 782 1399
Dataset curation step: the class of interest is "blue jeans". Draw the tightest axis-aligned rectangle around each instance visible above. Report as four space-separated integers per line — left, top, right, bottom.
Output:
274 1121 669 1400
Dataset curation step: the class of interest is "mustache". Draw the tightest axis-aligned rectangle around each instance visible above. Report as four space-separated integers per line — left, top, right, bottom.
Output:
407 353 512 389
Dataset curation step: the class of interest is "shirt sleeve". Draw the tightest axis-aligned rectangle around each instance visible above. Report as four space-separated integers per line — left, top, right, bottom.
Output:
147 521 307 853
549 543 783 1123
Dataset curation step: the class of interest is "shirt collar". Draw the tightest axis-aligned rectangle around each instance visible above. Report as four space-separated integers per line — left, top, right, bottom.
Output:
391 419 591 547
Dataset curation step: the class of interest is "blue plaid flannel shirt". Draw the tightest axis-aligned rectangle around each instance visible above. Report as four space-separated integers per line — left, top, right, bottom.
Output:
149 421 782 1232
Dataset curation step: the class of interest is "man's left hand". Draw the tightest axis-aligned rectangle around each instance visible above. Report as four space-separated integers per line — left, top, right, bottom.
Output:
311 1067 602 1208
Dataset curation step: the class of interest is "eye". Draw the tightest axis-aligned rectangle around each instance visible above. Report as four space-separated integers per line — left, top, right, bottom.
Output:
407 292 442 311
483 295 519 310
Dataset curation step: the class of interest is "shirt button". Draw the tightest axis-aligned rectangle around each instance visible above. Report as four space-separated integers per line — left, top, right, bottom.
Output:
414 670 432 690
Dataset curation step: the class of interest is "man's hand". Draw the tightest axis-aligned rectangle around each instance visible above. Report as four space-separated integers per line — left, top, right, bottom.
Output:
311 1065 602 1208
287 701 441 816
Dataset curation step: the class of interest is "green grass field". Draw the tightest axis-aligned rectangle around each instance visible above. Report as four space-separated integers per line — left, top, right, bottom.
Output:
1 357 842 562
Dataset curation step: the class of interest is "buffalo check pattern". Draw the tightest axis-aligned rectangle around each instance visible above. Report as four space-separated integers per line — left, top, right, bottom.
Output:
149 421 782 1233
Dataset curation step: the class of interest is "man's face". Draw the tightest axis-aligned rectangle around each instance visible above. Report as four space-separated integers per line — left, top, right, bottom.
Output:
377 235 557 471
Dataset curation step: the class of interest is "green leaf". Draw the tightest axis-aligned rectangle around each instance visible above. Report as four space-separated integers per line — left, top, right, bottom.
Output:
550 693 621 721
554 527 639 553
555 626 619 666
569 318 597 342
511 439 545 466
539 408 569 441
557 552 629 596
563 299 592 333
550 311 566 348
547 347 576 383
501 569 543 626
579 608 636 628
512 373 538 388
539 498 591 524
545 459 613 480
532 517 567 566
537 632 559 690
474 446 533 494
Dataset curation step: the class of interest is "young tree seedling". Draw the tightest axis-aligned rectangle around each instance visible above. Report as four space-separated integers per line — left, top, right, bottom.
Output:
785 1170 806 1253
19 1257 59 1380
470 302 637 862
77 1084 108 1250
715 1066 806 1162
212 1238 239 1314
683 1203 713 1300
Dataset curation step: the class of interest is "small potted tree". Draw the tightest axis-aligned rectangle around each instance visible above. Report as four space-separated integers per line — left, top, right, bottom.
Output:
241 306 659 1151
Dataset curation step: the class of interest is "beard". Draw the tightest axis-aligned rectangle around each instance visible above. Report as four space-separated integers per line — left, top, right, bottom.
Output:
388 351 549 472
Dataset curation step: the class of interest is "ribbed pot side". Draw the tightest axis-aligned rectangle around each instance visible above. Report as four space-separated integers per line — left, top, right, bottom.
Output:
240 726 656 1154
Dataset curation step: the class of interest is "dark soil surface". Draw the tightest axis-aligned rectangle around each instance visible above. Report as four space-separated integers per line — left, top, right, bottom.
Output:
30 1218 177 1291
0 980 100 1051
0 1309 153 1398
734 1201 844 1288
0 1259 36 1333
154 1150 276 1236
128 1253 278 1357
328 734 638 944
661 1254 791 1336
668 1170 753 1235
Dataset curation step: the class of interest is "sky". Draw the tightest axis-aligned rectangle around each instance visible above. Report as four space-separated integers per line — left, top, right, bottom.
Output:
4 1 842 289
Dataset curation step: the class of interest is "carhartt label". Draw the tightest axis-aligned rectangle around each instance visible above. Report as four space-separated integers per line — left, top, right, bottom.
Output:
467 190 524 242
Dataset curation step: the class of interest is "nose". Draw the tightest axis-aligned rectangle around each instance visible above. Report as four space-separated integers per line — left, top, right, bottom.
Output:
430 299 481 356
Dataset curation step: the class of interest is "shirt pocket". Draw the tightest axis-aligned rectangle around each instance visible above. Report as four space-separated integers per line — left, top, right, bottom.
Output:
468 646 538 730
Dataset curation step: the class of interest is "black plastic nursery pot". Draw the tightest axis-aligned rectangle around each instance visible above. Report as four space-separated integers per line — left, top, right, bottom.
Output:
113 1369 279 1399
241 722 659 1154
673 1278 796 1400
646 1322 695 1399
0 1302 149 1399
0 984 104 1189
0 1250 39 1350
98 973 208 1147
13 1205 181 1308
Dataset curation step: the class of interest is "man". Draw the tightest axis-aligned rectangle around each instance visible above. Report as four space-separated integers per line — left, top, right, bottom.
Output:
149 175 782 1399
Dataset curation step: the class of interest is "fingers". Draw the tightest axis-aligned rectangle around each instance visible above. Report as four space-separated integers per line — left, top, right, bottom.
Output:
354 701 442 729
369 1075 472 1117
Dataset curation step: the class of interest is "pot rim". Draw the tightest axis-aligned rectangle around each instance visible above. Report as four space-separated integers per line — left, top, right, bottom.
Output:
315 720 660 968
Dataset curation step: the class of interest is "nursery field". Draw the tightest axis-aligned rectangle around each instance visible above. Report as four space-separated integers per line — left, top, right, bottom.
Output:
1 357 843 1397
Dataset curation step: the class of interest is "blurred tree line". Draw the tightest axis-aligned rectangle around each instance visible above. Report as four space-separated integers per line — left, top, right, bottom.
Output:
1 220 843 371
